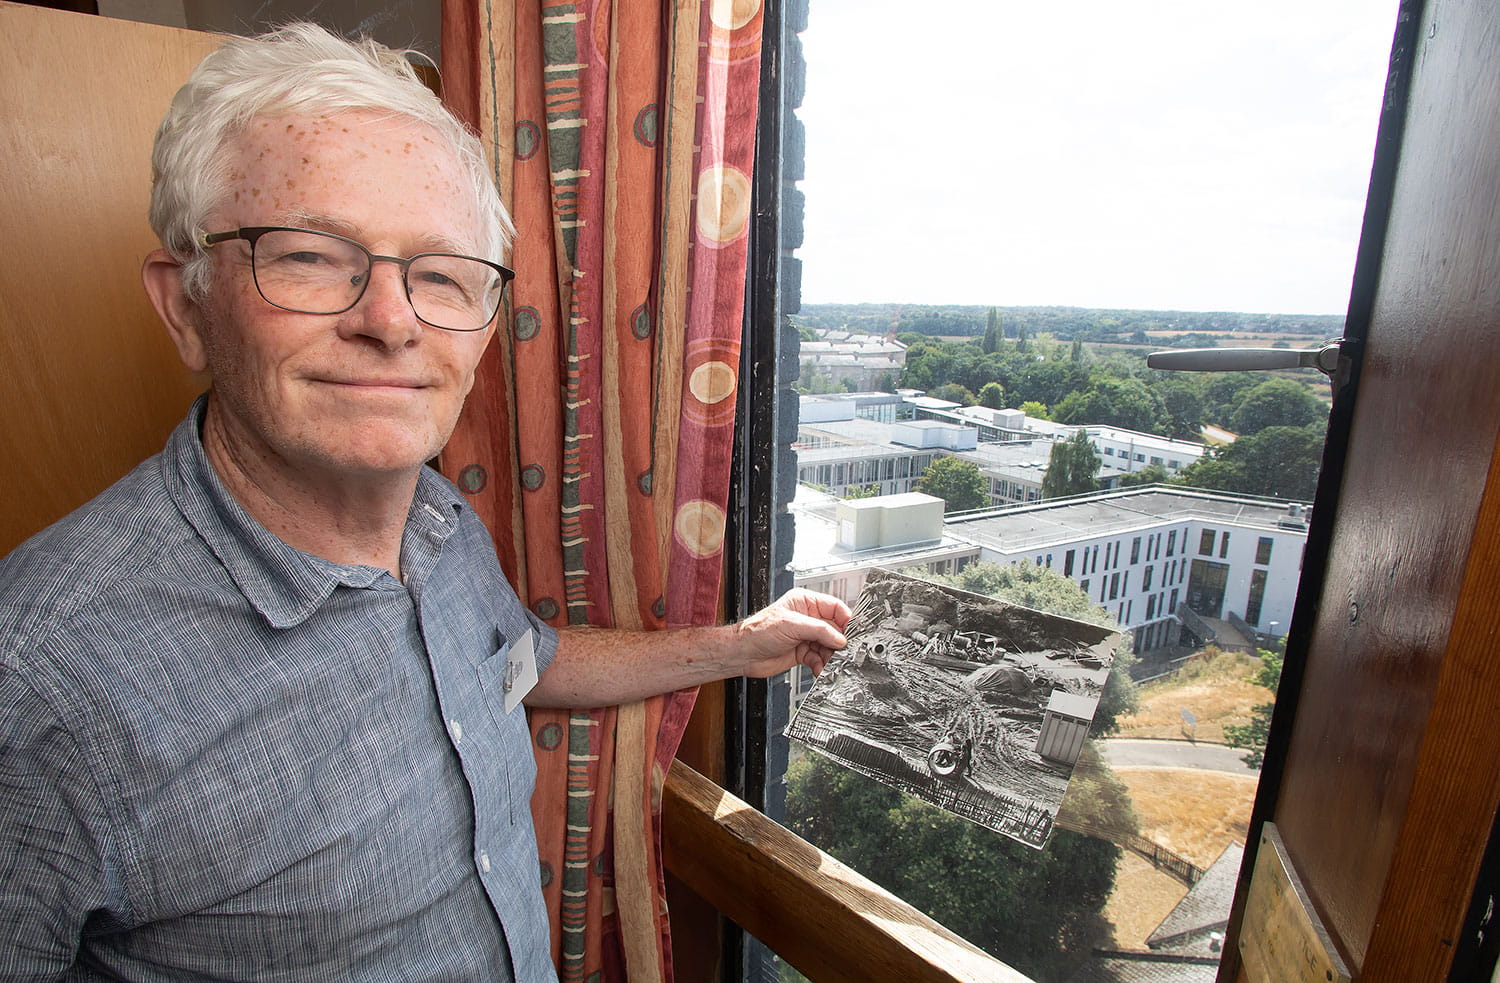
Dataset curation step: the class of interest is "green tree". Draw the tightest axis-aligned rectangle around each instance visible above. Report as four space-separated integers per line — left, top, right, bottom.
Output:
1224 648 1283 768
1041 430 1101 499
916 457 988 512
784 754 1119 981
844 483 881 500
977 381 1005 409
982 308 1002 354
1156 377 1206 440
1052 377 1166 434
1019 400 1049 420
931 382 977 406
1174 423 1324 500
1118 463 1169 487
1229 378 1328 435
1069 338 1085 363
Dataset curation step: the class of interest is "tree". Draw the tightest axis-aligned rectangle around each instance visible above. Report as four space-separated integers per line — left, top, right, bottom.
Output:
1175 423 1324 500
1224 648 1283 768
1041 430 1100 499
977 381 1005 409
1019 400 1049 420
982 308 1002 354
1156 378 1206 440
784 754 1120 981
1118 463 1169 487
916 457 988 512
1229 378 1328 435
1052 376 1166 434
931 382 977 406
844 483 881 500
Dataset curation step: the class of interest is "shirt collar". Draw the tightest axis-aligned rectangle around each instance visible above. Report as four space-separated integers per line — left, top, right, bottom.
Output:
161 396 468 629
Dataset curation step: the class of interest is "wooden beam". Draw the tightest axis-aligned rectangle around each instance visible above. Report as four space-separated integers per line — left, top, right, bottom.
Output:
661 762 1031 983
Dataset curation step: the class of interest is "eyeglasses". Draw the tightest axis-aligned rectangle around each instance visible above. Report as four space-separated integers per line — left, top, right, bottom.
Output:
200 226 514 333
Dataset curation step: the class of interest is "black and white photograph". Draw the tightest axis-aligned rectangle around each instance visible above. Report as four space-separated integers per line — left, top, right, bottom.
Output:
786 568 1125 849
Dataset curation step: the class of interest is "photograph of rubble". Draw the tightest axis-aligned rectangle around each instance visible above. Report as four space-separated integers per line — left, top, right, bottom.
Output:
786 568 1124 849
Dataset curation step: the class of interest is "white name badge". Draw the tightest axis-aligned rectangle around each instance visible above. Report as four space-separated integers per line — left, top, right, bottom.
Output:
502 629 539 713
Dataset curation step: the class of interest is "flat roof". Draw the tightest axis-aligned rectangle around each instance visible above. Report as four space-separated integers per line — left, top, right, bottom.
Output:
946 486 1310 553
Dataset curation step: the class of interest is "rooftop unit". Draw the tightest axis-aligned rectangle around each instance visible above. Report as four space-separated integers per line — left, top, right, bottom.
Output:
834 493 945 551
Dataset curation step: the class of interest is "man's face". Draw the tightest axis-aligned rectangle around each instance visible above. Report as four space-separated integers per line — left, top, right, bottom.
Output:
191 111 495 486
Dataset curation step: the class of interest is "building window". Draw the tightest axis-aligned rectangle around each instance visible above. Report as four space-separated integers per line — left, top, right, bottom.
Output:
1199 529 1216 555
1147 595 1157 619
1130 537 1141 565
1257 536 1274 565
1080 579 1090 596
1064 549 1076 576
1219 532 1231 558
1170 588 1180 611
1167 529 1177 556
1143 566 1153 591
1109 572 1120 600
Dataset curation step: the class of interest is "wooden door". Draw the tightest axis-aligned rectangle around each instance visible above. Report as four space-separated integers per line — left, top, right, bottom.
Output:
0 3 218 554
1222 0 1500 979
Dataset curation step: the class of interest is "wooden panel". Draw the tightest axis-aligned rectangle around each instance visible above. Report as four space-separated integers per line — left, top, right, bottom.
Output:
662 762 1028 983
1246 1 1500 977
0 3 217 554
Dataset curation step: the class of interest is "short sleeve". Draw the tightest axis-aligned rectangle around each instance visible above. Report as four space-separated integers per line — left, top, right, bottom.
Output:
0 665 121 979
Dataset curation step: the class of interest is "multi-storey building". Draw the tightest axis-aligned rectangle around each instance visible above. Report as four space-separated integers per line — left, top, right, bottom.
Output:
792 485 1308 656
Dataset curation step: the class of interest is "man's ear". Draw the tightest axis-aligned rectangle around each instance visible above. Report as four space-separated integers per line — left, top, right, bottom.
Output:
142 249 209 373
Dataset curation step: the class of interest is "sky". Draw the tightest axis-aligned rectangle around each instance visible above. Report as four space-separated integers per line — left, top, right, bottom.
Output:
795 0 1402 315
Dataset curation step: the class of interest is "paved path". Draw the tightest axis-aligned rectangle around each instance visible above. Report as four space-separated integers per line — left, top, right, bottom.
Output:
1100 738 1258 776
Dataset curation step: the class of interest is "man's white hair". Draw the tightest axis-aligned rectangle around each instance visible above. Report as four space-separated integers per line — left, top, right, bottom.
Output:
149 23 514 301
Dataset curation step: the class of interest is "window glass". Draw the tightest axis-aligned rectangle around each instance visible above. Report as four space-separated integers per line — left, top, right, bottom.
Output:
765 2 1393 979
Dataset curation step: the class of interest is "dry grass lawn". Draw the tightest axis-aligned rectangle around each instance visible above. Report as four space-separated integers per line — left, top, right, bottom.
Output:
1103 852 1189 948
1115 767 1257 868
1117 650 1274 743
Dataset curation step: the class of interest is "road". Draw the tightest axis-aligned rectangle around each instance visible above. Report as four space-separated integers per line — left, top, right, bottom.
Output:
1099 738 1258 776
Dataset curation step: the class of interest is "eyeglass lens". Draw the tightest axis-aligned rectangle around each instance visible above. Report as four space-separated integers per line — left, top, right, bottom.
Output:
250 228 504 331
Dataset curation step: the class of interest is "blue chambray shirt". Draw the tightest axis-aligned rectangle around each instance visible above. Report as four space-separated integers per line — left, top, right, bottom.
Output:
0 399 560 982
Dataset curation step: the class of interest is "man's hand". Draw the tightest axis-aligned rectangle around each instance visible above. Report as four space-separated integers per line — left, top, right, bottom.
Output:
733 589 852 679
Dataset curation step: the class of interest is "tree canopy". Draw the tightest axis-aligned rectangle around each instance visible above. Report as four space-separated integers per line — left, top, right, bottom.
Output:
1175 423 1324 500
917 457 989 512
1229 378 1328 435
1041 430 1100 499
784 753 1120 981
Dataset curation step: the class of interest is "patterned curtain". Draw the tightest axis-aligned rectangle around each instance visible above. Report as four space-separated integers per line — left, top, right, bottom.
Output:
439 1 765 979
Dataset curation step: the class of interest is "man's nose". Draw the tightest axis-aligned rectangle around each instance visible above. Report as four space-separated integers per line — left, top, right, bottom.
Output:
341 259 422 349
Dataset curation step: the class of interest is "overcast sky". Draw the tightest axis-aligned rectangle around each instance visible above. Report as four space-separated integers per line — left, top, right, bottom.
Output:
795 1 1401 315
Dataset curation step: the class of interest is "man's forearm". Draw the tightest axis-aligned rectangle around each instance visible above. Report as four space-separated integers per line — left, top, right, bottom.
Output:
522 589 852 709
523 625 744 708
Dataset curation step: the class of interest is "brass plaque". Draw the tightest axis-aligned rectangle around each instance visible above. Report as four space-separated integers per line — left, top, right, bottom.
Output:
1240 823 1354 983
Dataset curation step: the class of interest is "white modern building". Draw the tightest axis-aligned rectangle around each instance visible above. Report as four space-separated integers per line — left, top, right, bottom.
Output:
791 485 1309 657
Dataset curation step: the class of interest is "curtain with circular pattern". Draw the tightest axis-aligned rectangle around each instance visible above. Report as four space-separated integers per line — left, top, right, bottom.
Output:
439 0 765 979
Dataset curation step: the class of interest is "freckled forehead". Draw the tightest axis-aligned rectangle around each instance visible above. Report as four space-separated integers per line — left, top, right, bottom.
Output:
223 111 477 248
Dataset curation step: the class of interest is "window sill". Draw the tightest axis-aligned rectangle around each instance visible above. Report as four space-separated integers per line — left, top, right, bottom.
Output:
661 762 1032 983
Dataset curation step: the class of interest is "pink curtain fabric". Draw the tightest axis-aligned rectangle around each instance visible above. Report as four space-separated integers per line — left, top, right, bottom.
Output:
439 1 766 978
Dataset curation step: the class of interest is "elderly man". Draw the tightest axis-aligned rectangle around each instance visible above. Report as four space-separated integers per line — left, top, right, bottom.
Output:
0 24 847 982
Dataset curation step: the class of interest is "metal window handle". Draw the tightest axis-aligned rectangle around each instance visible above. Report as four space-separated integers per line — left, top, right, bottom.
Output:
1146 339 1346 378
